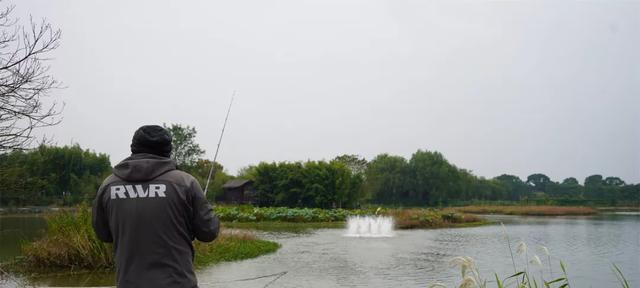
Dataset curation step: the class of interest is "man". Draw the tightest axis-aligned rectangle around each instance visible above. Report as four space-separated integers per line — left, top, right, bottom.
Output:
92 125 220 288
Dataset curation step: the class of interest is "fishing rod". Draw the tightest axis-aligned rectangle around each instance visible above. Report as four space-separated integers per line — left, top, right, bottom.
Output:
204 91 235 196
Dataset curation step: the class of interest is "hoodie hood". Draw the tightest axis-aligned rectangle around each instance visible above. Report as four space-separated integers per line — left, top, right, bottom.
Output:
113 153 177 182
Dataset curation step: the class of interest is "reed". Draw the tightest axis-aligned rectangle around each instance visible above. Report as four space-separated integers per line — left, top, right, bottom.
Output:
21 204 113 269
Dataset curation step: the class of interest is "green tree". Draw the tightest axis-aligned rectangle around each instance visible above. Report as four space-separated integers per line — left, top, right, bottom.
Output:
526 173 552 192
547 177 583 199
0 145 110 206
584 174 604 186
364 154 410 205
251 160 363 208
163 123 205 167
473 177 507 201
601 176 626 205
495 174 529 201
562 177 579 185
584 174 604 199
332 154 367 175
603 177 625 187
409 150 461 206
237 165 258 180
181 159 230 200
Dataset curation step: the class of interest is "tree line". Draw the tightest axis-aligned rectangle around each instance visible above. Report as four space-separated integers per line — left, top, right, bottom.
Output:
0 124 637 207
360 150 639 206
0 124 233 206
0 145 111 206
234 150 639 208
0 145 232 206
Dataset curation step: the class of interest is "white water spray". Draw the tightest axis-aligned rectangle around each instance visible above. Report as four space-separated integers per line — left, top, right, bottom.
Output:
344 215 394 237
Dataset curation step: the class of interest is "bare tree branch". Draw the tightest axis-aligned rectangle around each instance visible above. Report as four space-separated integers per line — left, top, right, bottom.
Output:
0 1 62 152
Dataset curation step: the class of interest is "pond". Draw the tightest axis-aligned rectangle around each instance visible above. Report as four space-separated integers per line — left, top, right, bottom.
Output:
1 213 638 287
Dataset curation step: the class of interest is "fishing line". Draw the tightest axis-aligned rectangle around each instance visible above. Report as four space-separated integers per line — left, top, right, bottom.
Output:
199 271 288 287
32 271 288 288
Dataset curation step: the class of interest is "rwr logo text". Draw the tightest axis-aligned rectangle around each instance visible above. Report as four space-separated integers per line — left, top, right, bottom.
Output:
110 184 167 199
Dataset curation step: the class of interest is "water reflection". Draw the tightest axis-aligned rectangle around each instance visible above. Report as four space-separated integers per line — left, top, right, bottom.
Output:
0 216 46 262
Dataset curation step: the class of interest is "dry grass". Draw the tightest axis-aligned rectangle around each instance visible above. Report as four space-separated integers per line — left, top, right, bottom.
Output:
450 205 598 216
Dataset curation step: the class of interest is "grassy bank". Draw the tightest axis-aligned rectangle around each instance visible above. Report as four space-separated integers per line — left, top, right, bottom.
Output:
450 205 598 216
4 207 279 273
193 229 279 268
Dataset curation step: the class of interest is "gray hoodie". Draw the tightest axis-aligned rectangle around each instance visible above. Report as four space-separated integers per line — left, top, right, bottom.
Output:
92 153 220 288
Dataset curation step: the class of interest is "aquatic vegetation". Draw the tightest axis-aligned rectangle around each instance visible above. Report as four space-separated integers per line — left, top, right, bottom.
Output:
451 205 598 216
214 205 485 229
223 221 344 232
214 205 355 222
430 222 630 288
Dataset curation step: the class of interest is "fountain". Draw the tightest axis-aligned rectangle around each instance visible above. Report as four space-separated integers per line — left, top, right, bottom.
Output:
344 215 394 237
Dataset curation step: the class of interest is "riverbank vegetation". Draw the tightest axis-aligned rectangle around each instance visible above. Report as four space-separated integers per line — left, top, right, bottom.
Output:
450 205 598 216
4 207 279 273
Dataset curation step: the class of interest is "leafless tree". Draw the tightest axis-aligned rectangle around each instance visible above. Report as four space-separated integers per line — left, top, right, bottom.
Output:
0 2 62 152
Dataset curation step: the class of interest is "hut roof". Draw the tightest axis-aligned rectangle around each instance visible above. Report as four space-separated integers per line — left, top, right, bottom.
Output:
222 179 253 189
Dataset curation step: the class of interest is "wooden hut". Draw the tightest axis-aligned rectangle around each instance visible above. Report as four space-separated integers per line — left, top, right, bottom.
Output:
219 179 256 204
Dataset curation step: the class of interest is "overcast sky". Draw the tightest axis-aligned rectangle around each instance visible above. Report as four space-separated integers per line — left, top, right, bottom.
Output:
16 0 640 183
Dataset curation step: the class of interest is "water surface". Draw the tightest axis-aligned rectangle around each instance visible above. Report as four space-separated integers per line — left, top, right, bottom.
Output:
0 216 46 262
1 213 638 287
195 214 639 288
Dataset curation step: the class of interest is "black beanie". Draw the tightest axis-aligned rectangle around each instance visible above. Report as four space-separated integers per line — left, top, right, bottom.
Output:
130 125 173 158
